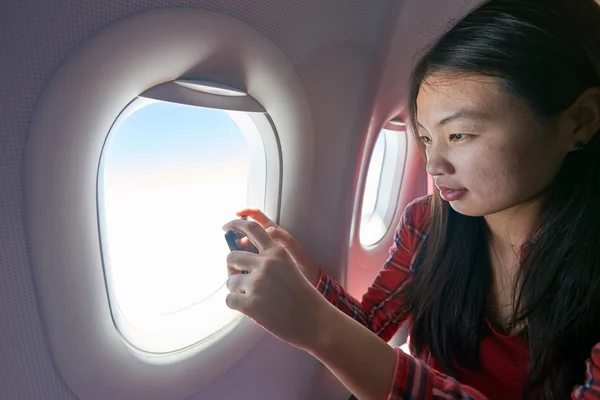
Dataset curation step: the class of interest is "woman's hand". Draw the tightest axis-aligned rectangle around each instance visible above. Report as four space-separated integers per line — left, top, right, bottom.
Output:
222 218 329 351
222 218 400 400
234 208 321 287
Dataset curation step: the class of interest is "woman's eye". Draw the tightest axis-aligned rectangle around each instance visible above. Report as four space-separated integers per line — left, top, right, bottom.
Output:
418 136 431 144
449 133 469 141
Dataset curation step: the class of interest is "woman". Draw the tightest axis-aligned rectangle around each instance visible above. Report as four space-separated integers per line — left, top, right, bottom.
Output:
222 0 600 398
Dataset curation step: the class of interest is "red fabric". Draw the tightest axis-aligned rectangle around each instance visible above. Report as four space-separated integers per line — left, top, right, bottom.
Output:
317 195 600 399
441 321 529 400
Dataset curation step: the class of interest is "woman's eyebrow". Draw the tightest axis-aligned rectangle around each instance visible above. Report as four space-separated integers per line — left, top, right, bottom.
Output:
418 109 490 128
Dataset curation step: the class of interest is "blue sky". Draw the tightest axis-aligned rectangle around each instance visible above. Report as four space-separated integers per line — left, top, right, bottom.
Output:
104 101 249 174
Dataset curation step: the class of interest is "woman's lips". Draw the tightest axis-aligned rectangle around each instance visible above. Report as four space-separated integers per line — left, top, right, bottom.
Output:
438 187 467 201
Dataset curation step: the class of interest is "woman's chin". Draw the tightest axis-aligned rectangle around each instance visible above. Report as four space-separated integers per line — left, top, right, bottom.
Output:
447 198 488 217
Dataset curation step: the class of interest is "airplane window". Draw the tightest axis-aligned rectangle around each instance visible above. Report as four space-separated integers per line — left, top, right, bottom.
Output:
359 128 407 247
98 98 272 353
361 132 386 219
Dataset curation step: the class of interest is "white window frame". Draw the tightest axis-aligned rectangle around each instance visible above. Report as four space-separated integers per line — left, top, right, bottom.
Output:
26 9 314 400
358 122 408 249
359 124 408 247
346 118 416 299
97 91 281 355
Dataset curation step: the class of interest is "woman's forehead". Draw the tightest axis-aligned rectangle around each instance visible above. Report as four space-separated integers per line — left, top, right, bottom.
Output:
419 74 502 108
416 73 528 126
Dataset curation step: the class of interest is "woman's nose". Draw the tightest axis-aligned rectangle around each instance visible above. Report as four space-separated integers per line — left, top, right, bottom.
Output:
425 146 454 176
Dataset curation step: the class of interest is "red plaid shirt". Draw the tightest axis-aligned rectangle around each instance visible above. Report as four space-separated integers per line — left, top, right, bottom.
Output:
316 195 600 400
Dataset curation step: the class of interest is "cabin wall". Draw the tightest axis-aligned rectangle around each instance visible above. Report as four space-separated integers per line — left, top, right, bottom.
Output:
0 0 478 399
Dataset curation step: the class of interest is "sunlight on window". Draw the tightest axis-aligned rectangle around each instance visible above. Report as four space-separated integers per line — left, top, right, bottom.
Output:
359 127 407 247
361 133 385 219
360 131 387 245
98 99 265 353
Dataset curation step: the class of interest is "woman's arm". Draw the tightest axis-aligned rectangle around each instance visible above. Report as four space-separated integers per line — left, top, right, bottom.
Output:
309 299 397 400
316 197 430 340
306 301 600 400
308 299 486 400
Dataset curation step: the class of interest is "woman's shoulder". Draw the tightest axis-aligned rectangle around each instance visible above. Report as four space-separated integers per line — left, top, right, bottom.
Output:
403 194 432 229
390 195 432 256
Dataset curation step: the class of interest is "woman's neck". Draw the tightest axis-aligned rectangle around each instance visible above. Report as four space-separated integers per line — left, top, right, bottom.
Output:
484 196 545 256
483 196 545 334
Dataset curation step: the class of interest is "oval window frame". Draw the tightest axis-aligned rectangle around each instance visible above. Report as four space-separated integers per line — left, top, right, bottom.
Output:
26 9 314 400
97 93 280 354
358 120 408 247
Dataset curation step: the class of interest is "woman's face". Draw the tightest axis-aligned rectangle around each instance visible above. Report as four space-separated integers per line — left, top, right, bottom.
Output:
416 73 571 217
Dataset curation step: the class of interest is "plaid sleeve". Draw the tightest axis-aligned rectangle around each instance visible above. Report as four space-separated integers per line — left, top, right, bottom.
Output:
572 342 600 399
316 197 430 342
387 348 487 400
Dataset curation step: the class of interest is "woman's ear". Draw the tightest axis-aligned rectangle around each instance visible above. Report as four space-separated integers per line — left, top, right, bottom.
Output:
564 87 600 151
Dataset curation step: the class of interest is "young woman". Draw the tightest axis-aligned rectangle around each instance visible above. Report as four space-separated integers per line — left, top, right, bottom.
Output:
222 0 600 398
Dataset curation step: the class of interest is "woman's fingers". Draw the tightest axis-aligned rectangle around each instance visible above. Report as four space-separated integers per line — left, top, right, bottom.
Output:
265 226 293 245
226 273 249 293
237 236 249 247
227 250 260 273
236 208 278 229
224 243 327 350
225 292 247 312
232 233 258 253
230 208 287 252
222 218 327 350
223 219 276 253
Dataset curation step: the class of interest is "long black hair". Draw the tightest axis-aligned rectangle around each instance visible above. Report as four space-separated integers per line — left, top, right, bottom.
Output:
399 0 600 398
